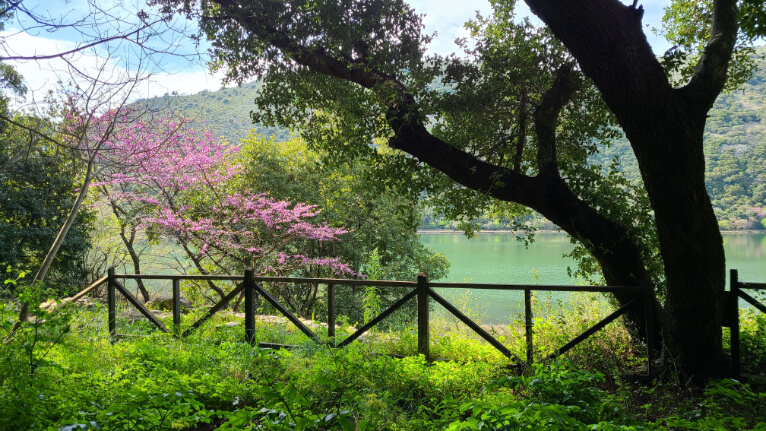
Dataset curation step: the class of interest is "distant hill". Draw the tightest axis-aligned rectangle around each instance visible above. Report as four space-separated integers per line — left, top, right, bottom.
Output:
132 81 290 144
137 47 766 230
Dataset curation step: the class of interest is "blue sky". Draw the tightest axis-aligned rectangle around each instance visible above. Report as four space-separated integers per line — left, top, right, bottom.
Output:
1 0 674 102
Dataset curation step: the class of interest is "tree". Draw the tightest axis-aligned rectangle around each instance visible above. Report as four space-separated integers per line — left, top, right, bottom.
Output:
154 0 761 377
238 133 449 321
99 117 354 310
0 114 93 293
0 0 200 324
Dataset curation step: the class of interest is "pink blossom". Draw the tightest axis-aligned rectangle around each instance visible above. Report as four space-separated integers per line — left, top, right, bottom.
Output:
98 113 353 277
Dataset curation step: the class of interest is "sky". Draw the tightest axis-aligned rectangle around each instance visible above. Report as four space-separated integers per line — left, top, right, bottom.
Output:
0 0 675 104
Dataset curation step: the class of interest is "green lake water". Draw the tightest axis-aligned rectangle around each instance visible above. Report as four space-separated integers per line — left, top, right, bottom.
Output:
419 232 766 324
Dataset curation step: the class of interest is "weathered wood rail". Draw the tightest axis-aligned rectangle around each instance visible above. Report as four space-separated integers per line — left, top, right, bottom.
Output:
725 269 766 378
75 267 665 374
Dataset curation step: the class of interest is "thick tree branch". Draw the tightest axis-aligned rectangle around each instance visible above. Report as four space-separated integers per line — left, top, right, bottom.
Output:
535 63 579 178
522 0 672 133
677 0 739 110
210 0 652 289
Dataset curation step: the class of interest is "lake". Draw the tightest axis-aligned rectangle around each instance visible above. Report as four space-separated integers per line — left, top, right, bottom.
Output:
419 232 766 324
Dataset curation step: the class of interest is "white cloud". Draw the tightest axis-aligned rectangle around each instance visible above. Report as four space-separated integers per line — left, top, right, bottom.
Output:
0 31 81 94
1 30 223 109
139 69 227 99
408 0 672 57
408 0 492 56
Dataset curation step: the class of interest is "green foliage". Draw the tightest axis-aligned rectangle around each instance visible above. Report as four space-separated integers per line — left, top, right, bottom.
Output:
655 379 766 430
739 309 766 374
237 135 449 322
661 0 763 92
131 82 289 145
446 361 631 431
361 249 384 325
0 115 94 294
1 300 765 430
0 286 73 430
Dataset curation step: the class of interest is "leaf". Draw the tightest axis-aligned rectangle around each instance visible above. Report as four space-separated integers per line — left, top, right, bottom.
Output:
338 416 355 431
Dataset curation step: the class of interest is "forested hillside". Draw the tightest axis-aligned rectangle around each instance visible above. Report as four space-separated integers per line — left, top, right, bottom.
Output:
133 81 291 144
135 47 766 230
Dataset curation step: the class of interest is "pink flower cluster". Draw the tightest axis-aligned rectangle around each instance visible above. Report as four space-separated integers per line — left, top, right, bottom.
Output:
97 112 353 276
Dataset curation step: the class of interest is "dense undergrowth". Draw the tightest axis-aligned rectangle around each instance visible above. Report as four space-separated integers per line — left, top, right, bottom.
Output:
1 291 766 430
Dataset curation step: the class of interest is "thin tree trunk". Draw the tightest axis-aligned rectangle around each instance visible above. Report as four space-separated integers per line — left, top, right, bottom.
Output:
16 160 96 324
120 224 150 303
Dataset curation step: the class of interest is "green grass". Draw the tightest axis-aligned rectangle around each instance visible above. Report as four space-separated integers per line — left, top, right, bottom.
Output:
1 295 765 430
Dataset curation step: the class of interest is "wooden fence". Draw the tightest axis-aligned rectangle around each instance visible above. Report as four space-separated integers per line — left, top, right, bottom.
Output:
725 269 766 378
65 267 667 374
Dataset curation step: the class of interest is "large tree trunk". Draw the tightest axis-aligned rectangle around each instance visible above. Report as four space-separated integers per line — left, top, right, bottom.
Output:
524 0 737 376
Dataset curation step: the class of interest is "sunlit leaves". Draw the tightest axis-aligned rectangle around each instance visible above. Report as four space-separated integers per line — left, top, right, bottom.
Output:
661 0 764 91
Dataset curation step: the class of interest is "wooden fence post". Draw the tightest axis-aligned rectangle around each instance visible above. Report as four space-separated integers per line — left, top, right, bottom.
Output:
730 269 741 379
524 288 534 364
173 278 181 335
107 267 116 338
417 273 430 361
327 284 336 346
244 269 255 344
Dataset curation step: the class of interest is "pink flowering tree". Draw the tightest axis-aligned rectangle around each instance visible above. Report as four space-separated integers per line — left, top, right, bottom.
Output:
100 116 353 307
13 94 181 323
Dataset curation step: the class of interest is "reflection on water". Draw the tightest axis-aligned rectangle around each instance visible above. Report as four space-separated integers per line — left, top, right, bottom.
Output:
420 232 766 324
420 232 578 286
723 233 766 283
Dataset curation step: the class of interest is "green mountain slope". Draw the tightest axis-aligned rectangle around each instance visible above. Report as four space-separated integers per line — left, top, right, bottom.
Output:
132 81 290 144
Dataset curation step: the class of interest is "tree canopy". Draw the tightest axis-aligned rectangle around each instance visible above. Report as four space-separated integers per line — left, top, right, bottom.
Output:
150 0 766 377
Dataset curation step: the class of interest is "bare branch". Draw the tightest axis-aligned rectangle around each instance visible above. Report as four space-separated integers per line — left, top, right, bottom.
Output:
0 21 162 61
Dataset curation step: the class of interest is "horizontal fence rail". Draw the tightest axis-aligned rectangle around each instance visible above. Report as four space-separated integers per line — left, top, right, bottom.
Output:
73 268 666 374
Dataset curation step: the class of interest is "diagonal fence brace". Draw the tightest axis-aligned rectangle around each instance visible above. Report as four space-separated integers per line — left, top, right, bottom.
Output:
337 289 417 348
738 290 766 315
428 288 523 364
113 279 168 333
547 297 639 361
183 283 244 337
253 281 320 343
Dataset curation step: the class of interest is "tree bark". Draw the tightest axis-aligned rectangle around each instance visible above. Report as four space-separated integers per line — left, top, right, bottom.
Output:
120 224 150 303
105 192 151 303
524 0 737 376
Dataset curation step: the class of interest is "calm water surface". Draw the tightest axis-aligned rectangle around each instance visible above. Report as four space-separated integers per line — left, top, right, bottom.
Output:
420 232 766 324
